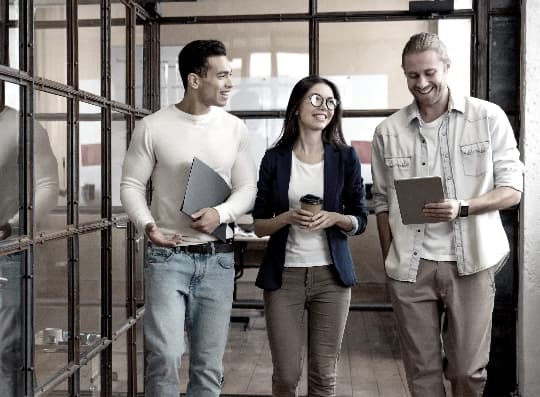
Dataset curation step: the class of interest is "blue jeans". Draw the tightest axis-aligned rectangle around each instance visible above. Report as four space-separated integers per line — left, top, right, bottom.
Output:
143 245 235 397
0 254 23 397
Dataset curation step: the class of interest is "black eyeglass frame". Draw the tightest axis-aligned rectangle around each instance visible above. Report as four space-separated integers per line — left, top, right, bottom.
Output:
306 93 339 111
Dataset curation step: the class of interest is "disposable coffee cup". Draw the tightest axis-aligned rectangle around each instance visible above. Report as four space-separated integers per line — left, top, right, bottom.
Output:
300 194 323 214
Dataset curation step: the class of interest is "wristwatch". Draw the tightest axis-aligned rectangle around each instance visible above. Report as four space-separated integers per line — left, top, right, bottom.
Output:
458 200 469 217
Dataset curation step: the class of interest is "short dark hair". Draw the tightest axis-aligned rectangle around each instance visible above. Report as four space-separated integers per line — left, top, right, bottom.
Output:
274 75 346 149
177 40 227 89
401 32 451 67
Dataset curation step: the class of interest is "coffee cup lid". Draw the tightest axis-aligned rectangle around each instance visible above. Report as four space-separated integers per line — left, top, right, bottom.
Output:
300 194 323 205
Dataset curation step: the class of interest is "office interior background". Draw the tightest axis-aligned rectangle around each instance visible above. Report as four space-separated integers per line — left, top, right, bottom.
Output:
1 0 539 396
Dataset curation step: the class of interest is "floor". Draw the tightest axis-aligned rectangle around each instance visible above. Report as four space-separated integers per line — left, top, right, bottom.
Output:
178 268 411 397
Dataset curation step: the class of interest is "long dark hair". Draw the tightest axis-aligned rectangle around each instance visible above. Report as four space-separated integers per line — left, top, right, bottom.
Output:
273 75 346 149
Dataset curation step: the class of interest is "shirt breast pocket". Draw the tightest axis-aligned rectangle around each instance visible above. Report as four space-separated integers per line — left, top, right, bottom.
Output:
384 156 412 179
459 141 491 176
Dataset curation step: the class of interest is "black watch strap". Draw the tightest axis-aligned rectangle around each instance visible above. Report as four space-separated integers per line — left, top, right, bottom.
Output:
458 200 469 217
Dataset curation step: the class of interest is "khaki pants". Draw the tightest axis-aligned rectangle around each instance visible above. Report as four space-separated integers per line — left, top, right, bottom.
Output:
389 259 496 397
263 266 351 397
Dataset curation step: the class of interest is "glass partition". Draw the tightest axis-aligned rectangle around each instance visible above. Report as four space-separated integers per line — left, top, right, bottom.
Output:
112 227 127 330
34 90 67 234
111 332 129 394
111 3 127 104
79 102 102 221
244 118 283 171
160 23 309 110
159 0 306 17
0 252 24 395
6 0 19 69
78 2 101 96
342 117 385 186
34 0 67 83
79 232 101 352
318 0 472 12
112 112 127 214
0 81 21 240
135 25 144 108
34 239 68 389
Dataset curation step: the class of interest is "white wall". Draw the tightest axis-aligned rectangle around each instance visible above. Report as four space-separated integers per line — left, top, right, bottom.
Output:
518 1 540 396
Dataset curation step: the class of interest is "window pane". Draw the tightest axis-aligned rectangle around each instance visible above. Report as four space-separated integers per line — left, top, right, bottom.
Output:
79 3 101 96
318 0 409 12
35 90 67 234
0 81 22 239
111 3 127 103
6 1 19 69
79 102 102 221
34 0 67 83
319 20 471 109
79 232 101 354
244 118 283 172
112 113 127 213
111 332 129 393
342 117 386 186
112 226 127 330
159 0 306 17
160 23 309 110
34 91 67 232
0 252 24 395
34 239 68 388
80 353 101 395
135 25 144 108
318 0 472 12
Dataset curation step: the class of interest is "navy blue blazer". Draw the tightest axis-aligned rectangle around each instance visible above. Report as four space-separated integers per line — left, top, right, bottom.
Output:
253 143 368 291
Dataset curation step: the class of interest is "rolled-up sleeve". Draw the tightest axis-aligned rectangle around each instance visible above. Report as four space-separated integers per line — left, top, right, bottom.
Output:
490 106 524 191
371 127 390 214
342 147 368 235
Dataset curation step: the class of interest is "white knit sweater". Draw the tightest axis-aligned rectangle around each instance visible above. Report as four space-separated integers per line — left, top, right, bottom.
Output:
0 106 59 232
120 105 257 243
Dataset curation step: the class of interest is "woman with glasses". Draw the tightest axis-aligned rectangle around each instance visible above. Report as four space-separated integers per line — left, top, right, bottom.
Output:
253 75 369 396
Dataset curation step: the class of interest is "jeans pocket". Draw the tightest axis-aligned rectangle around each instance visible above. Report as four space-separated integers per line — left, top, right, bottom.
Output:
216 253 235 269
146 246 174 265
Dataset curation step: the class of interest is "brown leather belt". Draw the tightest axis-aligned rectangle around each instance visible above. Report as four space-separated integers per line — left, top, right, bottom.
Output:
172 239 234 255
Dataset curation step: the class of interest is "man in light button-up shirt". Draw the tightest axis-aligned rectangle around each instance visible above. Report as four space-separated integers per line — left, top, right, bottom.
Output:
371 33 523 397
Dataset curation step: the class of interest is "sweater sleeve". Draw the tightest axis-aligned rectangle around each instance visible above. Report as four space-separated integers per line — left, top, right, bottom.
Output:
7 117 59 231
120 119 156 232
213 121 257 224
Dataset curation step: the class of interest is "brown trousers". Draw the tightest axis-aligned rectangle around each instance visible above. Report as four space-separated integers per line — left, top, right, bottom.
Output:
389 259 496 397
263 266 351 397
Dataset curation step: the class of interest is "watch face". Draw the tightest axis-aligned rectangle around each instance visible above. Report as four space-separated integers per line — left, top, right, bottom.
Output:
459 204 469 217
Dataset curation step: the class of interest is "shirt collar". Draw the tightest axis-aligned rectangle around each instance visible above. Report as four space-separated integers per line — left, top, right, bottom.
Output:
405 88 466 125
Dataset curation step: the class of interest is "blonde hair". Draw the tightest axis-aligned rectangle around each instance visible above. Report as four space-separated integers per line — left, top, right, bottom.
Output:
401 32 451 67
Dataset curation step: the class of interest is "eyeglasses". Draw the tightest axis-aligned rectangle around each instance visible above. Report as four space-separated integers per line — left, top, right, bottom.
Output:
307 93 339 111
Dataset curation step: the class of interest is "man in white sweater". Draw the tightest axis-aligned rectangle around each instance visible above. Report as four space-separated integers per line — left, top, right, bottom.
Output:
120 40 256 397
0 99 59 397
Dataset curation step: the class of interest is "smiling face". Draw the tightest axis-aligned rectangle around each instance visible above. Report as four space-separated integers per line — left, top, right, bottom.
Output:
403 49 450 111
196 55 233 108
297 82 336 133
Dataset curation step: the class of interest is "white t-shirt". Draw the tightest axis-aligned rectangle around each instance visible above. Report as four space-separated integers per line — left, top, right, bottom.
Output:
419 114 456 262
284 153 332 267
